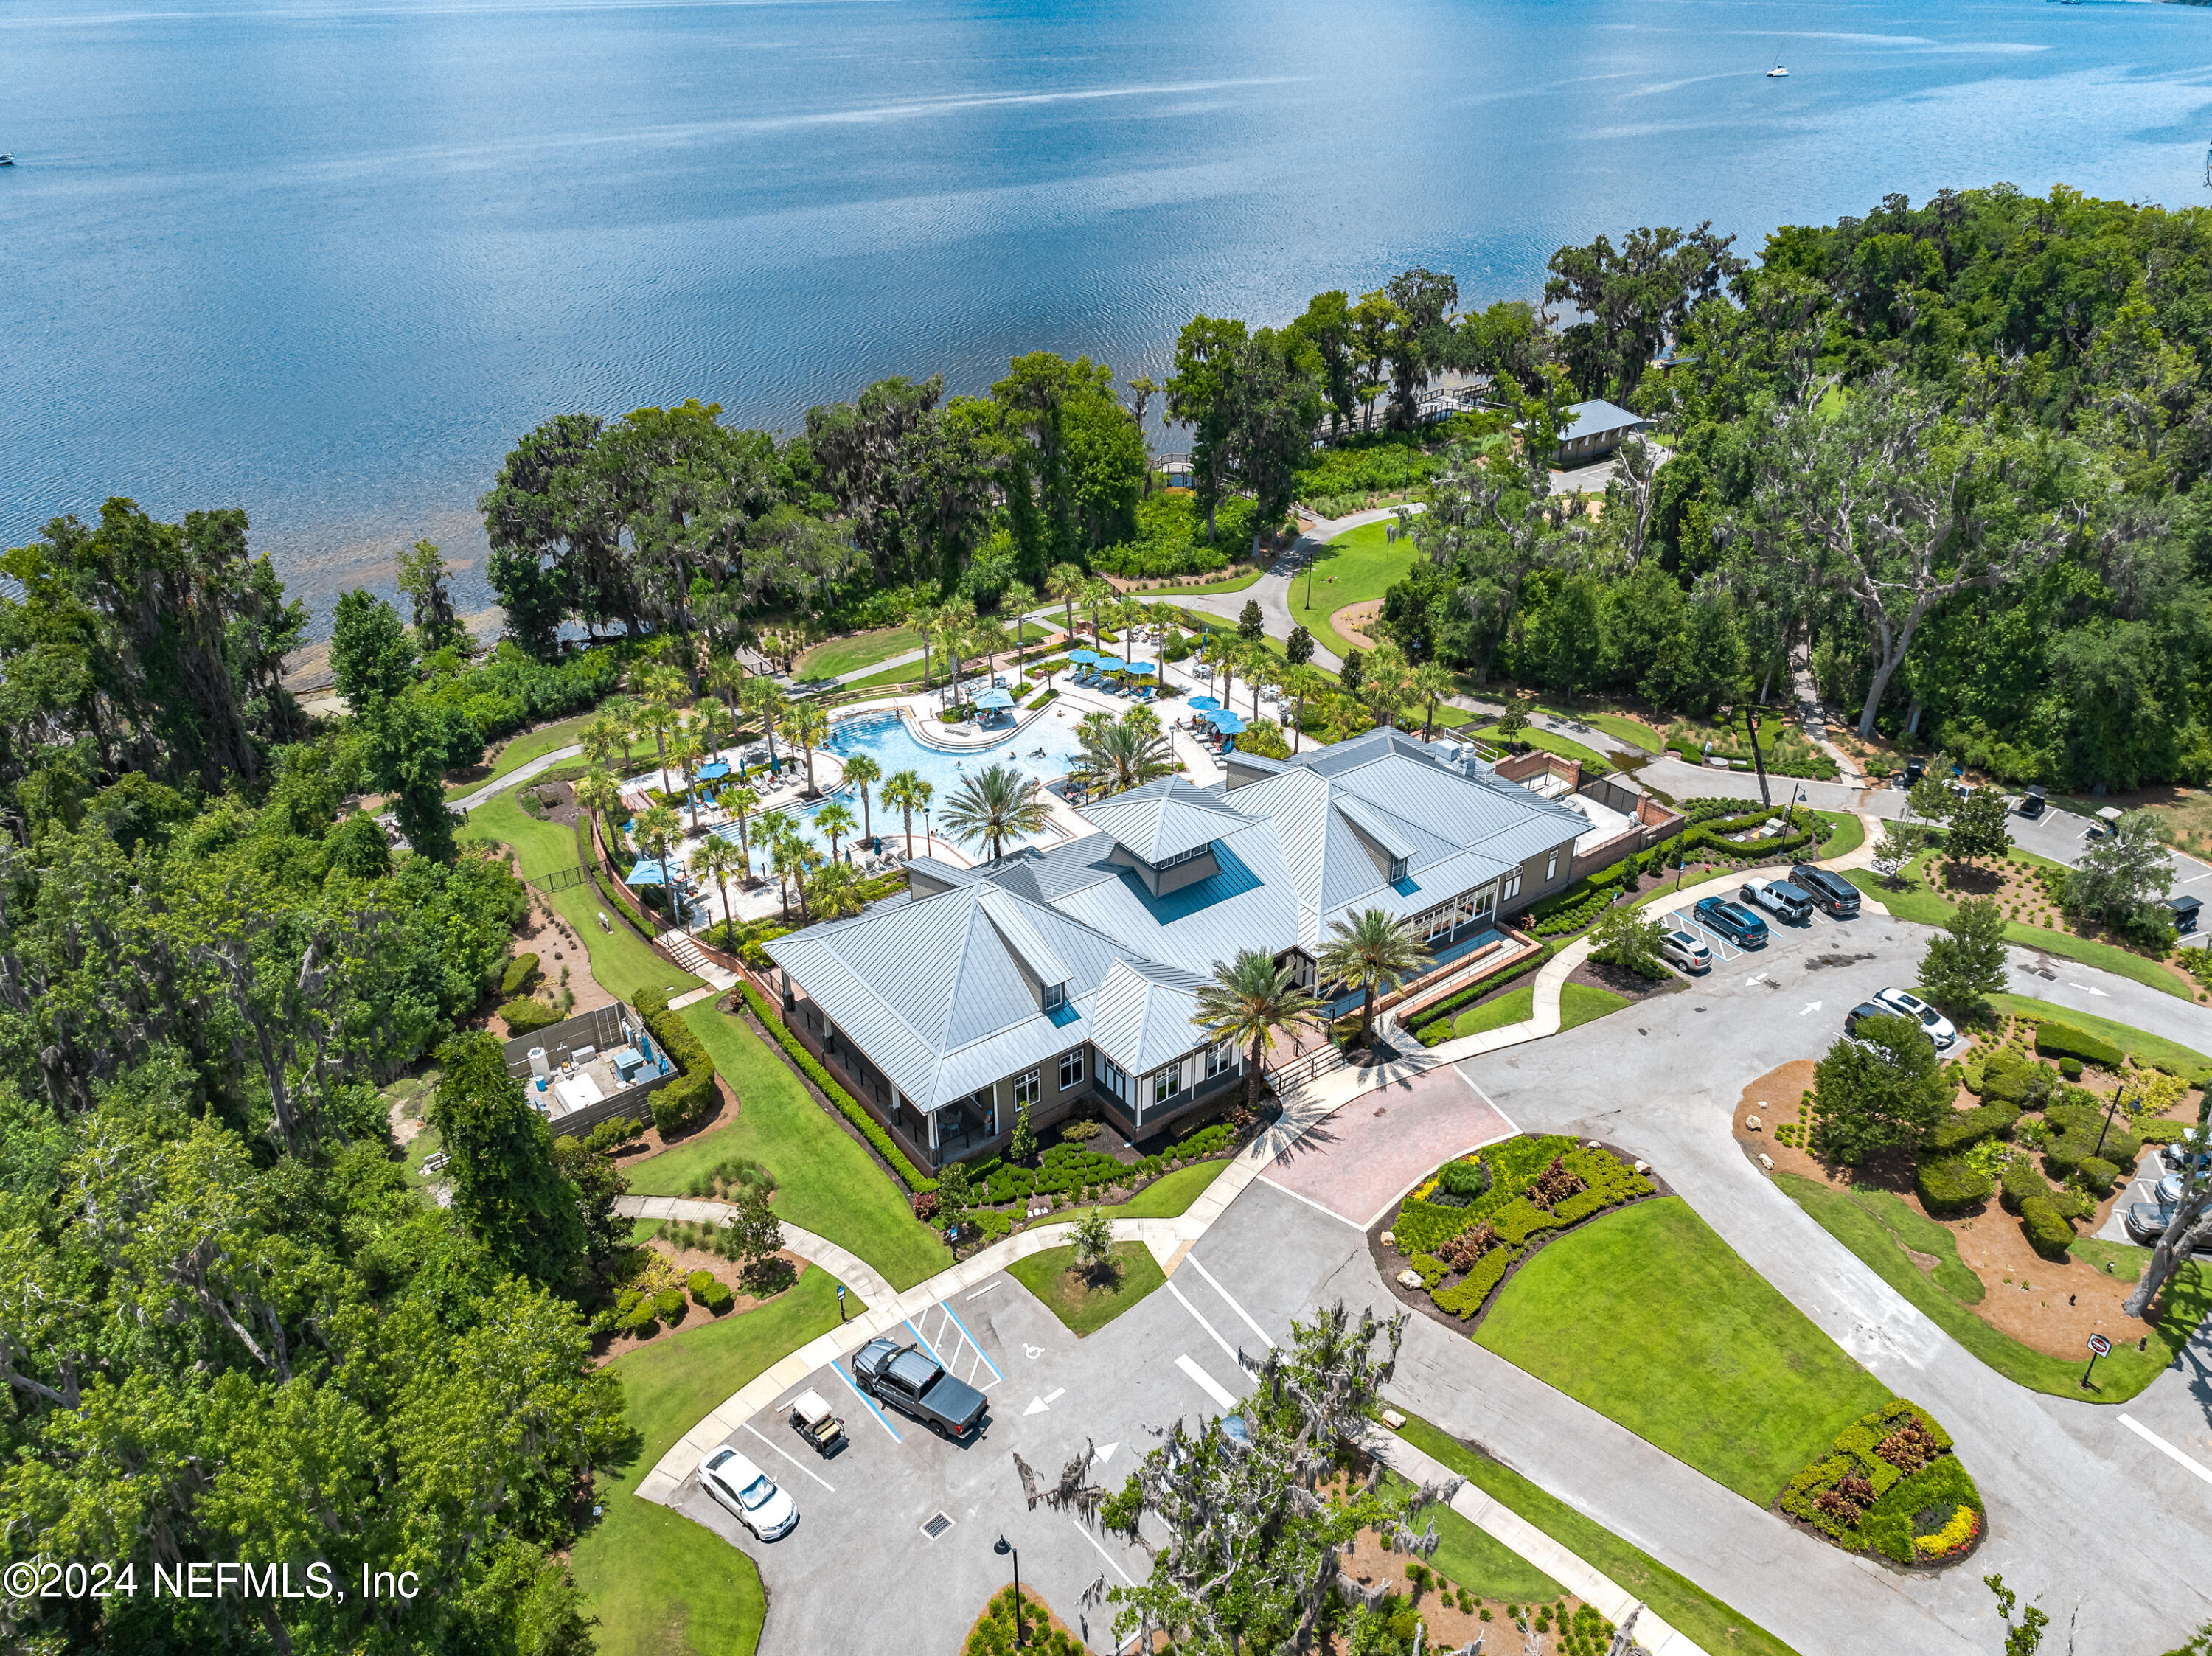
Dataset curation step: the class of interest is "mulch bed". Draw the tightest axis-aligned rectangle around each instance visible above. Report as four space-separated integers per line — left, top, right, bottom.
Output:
1568 958 1687 1003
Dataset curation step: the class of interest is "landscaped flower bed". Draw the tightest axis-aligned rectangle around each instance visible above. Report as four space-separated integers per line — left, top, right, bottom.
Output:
1382 1135 1656 1324
1777 1397 1985 1566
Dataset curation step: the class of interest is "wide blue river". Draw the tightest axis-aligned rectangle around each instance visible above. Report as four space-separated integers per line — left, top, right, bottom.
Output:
5 0 2210 624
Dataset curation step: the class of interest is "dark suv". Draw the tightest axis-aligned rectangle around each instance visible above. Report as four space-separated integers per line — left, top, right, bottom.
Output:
1789 864 1861 919
1693 894 1768 947
851 1338 989 1441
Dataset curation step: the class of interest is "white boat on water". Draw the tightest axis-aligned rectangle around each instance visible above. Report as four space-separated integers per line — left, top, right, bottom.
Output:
0 154 13 165
1767 63 1788 77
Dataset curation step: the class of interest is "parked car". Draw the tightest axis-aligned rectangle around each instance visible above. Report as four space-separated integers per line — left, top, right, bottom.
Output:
1693 895 1768 947
2017 785 2047 819
1844 1001 1932 1050
2124 1200 2212 1250
1789 864 1862 919
1740 877 1813 925
1660 929 1712 974
2164 1127 2211 1173
851 1338 989 1440
700 1447 799 1540
1871 986 1958 1051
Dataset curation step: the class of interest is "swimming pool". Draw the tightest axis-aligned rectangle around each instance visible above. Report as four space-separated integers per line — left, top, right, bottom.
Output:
714 707 1088 855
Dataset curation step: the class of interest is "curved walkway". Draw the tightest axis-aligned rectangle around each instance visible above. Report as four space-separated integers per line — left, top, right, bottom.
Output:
451 743 583 813
615 1194 899 1306
1175 503 1419 671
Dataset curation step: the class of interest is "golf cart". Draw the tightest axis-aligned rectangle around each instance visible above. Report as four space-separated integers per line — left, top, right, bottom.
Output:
2088 805 2124 840
2017 784 2046 819
788 1389 846 1455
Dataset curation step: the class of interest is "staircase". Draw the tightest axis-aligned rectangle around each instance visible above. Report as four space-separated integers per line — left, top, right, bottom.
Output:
656 930 735 989
1267 1042 1348 1103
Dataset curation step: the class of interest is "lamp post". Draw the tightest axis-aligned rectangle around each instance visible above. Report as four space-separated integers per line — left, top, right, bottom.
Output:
994 1534 1023 1649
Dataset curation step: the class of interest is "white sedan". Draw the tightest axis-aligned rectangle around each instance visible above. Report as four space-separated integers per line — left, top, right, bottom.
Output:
1872 987 1958 1052
701 1447 799 1541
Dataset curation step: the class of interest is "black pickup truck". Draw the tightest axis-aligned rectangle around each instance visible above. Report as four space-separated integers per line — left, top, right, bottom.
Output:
850 1338 989 1440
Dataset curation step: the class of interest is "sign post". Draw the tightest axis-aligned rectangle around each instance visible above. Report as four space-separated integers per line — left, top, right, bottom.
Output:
835 1284 846 1323
2081 1332 2112 1391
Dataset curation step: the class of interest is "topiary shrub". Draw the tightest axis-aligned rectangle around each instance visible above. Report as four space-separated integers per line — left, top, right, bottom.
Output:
686 1269 717 1302
1998 1158 2048 1215
2018 1195 2076 1260
2058 1057 2083 1081
1927 1101 2020 1155
2041 1103 2139 1181
2034 1021 2124 1069
1976 1048 2051 1108
500 997 562 1034
701 1281 735 1314
1916 1156 1994 1215
500 951 541 997
2075 1155 2121 1195
625 1299 659 1337
654 1287 688 1323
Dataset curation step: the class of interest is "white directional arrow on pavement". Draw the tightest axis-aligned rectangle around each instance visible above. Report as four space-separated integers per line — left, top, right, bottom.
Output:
1746 972 1770 987
1094 1442 1119 1467
2066 982 2112 997
1800 1001 1821 1015
1024 1396 1049 1416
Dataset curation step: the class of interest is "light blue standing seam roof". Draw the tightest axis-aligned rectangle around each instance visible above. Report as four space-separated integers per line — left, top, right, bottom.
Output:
1088 959 1214 1076
1079 776 1254 863
1559 399 1645 443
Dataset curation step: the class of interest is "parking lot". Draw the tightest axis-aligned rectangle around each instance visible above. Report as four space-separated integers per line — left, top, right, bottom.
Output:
669 1236 1325 1654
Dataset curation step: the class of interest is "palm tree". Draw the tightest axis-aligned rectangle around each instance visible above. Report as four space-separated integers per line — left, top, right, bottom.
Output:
1193 949 1320 1114
634 802 683 933
1001 582 1037 675
941 764 1047 862
575 767 625 862
905 596 942 689
785 699 829 795
1074 713 1175 797
936 614 975 705
720 783 760 880
580 709 632 774
1239 641 1275 718
1317 908 1433 1051
740 675 787 772
841 752 881 843
1079 578 1113 650
807 860 869 922
1047 563 1086 644
1147 600 1179 661
1363 644 1412 731
1283 665 1326 754
815 800 857 863
689 834 741 944
705 653 748 740
669 726 706 832
972 615 1010 684
882 770 931 857
1411 662 1454 741
759 812 798 922
637 696 679 801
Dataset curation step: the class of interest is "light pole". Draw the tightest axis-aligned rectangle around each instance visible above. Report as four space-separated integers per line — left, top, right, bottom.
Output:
994 1534 1023 1649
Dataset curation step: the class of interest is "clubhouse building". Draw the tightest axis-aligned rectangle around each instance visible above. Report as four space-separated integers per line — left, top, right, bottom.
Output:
762 727 1655 1169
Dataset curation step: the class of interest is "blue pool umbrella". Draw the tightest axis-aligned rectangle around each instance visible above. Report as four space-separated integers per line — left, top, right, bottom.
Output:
1189 695 1220 712
696 761 731 780
627 858 672 885
1096 655 1127 673
1210 712 1247 735
974 686 1015 709
1067 648 1099 664
1126 661 1156 675
1196 706 1230 725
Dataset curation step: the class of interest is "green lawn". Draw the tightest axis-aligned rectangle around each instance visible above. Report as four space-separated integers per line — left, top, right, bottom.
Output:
1986 993 2212 1082
1531 707 1664 755
1451 984 1534 1040
1124 568 1265 596
655 1004 950 1290
1007 1241 1166 1337
1812 812 1865 860
458 793 700 1004
1052 1159 1231 1228
1470 723 1612 775
445 713 602 801
1377 1472 1561 1603
796 627 922 681
1559 983 1631 1031
1775 1172 2211 1402
1391 1413 1799 1656
1475 1197 1891 1503
1289 521 1419 657
570 1268 847 1656
1846 852 2188 999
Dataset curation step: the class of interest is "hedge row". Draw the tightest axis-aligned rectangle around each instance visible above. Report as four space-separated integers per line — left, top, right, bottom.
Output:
1408 944 1559 1044
501 952 540 996
740 981 937 1194
2033 1021 2124 1069
633 987 717 1137
501 997 561 1035
1927 1099 2020 1155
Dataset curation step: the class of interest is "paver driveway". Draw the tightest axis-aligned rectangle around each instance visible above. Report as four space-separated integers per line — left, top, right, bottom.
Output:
1262 1062 1515 1228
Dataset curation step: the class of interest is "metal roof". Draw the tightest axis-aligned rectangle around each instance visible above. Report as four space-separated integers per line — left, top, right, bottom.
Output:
1078 776 1253 864
1559 400 1645 443
1088 959 1214 1076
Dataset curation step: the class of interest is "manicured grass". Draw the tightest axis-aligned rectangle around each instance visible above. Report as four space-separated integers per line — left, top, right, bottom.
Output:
834 659 925 692
1811 811 1865 860
1290 520 1418 657
1053 1158 1231 1228
796 626 922 681
1559 983 1631 1031
654 1005 951 1290
445 713 601 800
1987 993 2212 1081
1377 1472 1562 1603
1391 1413 1800 1656
1470 724 1612 775
458 793 701 1003
1451 984 1534 1040
1007 1241 1166 1337
570 1267 848 1656
1775 1172 2210 1402
1532 707 1664 755
1846 852 2188 999
1475 1197 1891 1503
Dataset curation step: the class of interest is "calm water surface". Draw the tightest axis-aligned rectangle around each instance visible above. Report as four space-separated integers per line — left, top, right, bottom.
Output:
5 0 2211 623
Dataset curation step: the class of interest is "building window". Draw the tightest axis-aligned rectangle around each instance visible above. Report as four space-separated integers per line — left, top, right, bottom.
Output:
1503 870 1523 902
1545 850 1559 881
1388 855 1408 883
1425 905 1453 941
1206 1037 1236 1079
1060 1048 1085 1090
1152 1069 1179 1105
1043 981 1065 1012
1015 1069 1041 1108
1472 886 1496 918
1100 1057 1128 1104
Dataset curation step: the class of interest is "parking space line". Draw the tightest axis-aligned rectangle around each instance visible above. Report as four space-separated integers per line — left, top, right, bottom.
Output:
936 1300 1006 1385
1166 1280 1243 1365
967 1281 1001 1298
1185 1256 1276 1350
1256 1175 1367 1229
1071 1516 1136 1585
742 1422 836 1492
1175 1352 1239 1410
903 1316 947 1368
2119 1413 2212 1488
830 1362 903 1443
919 1304 992 1392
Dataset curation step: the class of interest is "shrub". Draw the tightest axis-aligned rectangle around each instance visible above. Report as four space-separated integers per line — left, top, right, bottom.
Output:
700 1281 735 1314
1998 1158 2050 1215
1780 1398 1980 1562
2075 1155 2122 1194
634 987 717 1138
2034 1021 2124 1069
501 952 541 996
1436 1158 1492 1200
1432 1243 1518 1318
2040 1102 2139 1180
1057 1117 1103 1143
741 984 936 1193
624 1300 659 1336
2059 1057 2083 1081
1406 944 1557 1037
653 1287 687 1322
1976 1048 2049 1107
2019 1195 2076 1259
686 1269 717 1302
1915 1156 1993 1215
499 997 561 1034
1927 1100 2020 1155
